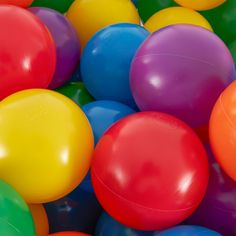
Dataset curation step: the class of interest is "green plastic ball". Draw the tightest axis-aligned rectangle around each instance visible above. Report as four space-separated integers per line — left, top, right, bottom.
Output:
138 0 177 23
56 82 94 106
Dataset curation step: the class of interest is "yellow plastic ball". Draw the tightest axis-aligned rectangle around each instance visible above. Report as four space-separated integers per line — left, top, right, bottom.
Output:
66 0 140 50
0 89 94 203
174 0 226 11
29 204 49 236
144 7 213 33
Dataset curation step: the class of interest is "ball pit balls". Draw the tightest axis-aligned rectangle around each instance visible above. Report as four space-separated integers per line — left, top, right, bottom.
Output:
131 24 235 128
91 112 209 230
0 89 94 203
29 7 80 89
45 188 102 234
174 0 226 11
158 226 221 236
0 0 33 7
56 82 94 107
0 5 56 100
82 100 135 144
29 204 49 236
95 212 160 236
210 81 236 181
188 145 236 236
138 0 177 23
66 0 140 49
144 7 213 33
31 0 74 13
0 180 35 236
49 232 90 236
201 0 236 44
81 23 149 108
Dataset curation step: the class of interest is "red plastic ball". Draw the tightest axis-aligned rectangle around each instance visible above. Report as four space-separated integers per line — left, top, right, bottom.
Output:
91 112 209 231
0 5 56 99
49 232 90 236
0 0 33 7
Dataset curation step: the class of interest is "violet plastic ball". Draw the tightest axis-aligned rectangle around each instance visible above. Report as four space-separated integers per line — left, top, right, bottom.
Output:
130 24 235 128
29 7 80 89
187 145 236 236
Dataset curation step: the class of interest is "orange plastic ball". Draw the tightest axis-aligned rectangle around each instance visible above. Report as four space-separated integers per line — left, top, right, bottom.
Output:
29 204 49 236
210 80 236 181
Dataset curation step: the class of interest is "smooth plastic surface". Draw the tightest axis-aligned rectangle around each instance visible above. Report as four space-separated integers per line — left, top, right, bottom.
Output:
158 226 221 236
138 0 177 23
79 100 135 193
92 112 209 230
29 7 80 89
29 204 49 236
174 0 225 11
0 89 94 203
210 81 236 181
145 7 213 33
0 0 33 7
56 82 94 107
31 0 74 13
45 188 102 235
188 145 236 235
0 5 56 100
67 0 140 49
49 233 90 236
0 180 35 236
202 0 236 44
131 24 234 128
95 212 160 236
81 23 149 108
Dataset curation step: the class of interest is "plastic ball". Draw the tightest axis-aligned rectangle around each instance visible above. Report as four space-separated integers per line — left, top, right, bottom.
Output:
144 7 213 33
91 112 209 230
158 226 221 236
201 0 236 44
49 233 90 236
81 23 149 108
29 7 80 89
66 0 140 50
130 24 235 128
83 100 135 144
45 188 102 234
174 0 226 11
0 5 56 100
29 204 49 236
31 0 74 13
78 101 135 193
0 89 94 203
56 82 94 107
187 145 236 235
95 212 160 236
0 180 35 236
138 0 177 23
0 0 33 7
210 81 236 181
228 40 236 66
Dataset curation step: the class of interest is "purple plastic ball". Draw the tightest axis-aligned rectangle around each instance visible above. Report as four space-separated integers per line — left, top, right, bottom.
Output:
187 145 236 236
130 24 235 128
29 7 80 89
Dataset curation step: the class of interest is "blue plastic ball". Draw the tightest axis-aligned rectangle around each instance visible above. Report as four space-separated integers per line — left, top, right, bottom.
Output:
158 226 221 236
81 23 150 108
95 212 159 236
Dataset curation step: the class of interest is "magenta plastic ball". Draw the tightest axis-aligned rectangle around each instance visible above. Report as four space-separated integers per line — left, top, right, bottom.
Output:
130 24 235 128
29 7 80 89
187 145 236 236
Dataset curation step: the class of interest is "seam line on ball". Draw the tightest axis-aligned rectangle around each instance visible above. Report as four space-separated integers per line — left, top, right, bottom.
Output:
92 168 199 212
